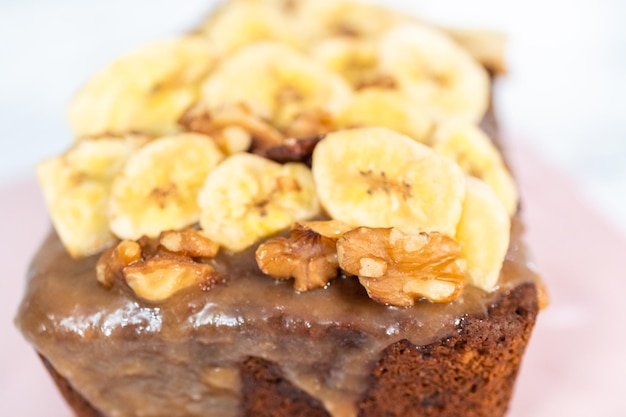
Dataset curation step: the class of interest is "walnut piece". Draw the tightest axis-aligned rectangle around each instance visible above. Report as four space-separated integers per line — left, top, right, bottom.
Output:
213 126 252 155
337 227 466 306
96 240 142 288
262 136 325 164
180 102 284 152
178 103 336 162
281 109 336 139
123 256 216 302
96 228 220 302
159 228 219 258
255 222 350 291
180 103 336 160
298 220 353 239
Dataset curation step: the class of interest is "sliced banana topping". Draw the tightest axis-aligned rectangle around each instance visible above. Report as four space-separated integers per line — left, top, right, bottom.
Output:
442 27 508 75
68 36 217 138
337 89 435 143
312 127 466 237
199 42 352 138
379 24 491 122
312 37 387 90
300 0 407 42
432 123 518 215
41 0 517 302
198 153 320 252
37 135 149 257
456 177 511 292
109 133 224 240
198 0 301 54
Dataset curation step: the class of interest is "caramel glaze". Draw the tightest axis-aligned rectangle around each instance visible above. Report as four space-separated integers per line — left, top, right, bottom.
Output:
16 215 538 417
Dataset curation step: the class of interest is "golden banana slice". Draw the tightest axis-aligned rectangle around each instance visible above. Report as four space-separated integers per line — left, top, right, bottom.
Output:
432 123 518 215
37 135 149 257
198 153 319 252
300 0 407 42
444 28 508 75
456 177 510 291
109 133 224 240
198 0 301 54
199 42 352 137
337 89 435 143
311 37 386 90
68 36 217 138
380 24 490 122
312 127 466 236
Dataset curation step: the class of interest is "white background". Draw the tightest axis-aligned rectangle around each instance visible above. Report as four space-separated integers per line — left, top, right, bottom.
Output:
1 1 625 416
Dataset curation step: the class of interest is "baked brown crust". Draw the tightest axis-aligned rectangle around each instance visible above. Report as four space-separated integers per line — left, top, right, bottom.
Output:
357 283 538 417
38 282 537 417
240 356 332 417
40 355 104 417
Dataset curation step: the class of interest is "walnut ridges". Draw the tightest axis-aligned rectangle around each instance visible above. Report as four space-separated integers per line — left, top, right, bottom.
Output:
96 228 220 301
255 222 344 291
337 227 466 306
180 102 283 153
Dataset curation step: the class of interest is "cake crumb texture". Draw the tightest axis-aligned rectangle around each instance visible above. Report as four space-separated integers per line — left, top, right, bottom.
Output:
358 283 538 417
241 356 332 417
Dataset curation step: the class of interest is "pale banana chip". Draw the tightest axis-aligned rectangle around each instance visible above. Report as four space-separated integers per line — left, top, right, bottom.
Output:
312 127 466 236
456 177 510 291
432 123 518 215
37 135 149 257
311 37 385 90
299 0 407 42
337 89 435 143
198 153 319 252
444 28 508 75
109 133 224 240
68 36 217 138
200 42 352 135
380 24 490 122
198 0 302 54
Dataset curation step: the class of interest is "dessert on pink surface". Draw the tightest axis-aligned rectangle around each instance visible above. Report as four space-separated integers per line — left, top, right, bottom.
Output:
4 136 623 416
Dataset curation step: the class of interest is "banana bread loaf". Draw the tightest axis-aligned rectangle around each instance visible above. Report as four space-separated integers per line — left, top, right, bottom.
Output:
15 1 543 416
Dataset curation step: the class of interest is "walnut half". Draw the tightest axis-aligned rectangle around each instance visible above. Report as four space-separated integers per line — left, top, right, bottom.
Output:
180 102 283 153
255 221 351 291
337 227 466 306
96 228 220 302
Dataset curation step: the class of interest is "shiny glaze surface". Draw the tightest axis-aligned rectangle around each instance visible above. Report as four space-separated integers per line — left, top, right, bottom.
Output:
16 217 537 417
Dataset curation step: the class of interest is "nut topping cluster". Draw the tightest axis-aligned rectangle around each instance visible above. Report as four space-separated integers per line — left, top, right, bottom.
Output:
337 227 466 306
257 223 467 306
37 0 517 308
96 228 220 302
180 102 282 154
255 221 351 291
181 102 334 161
